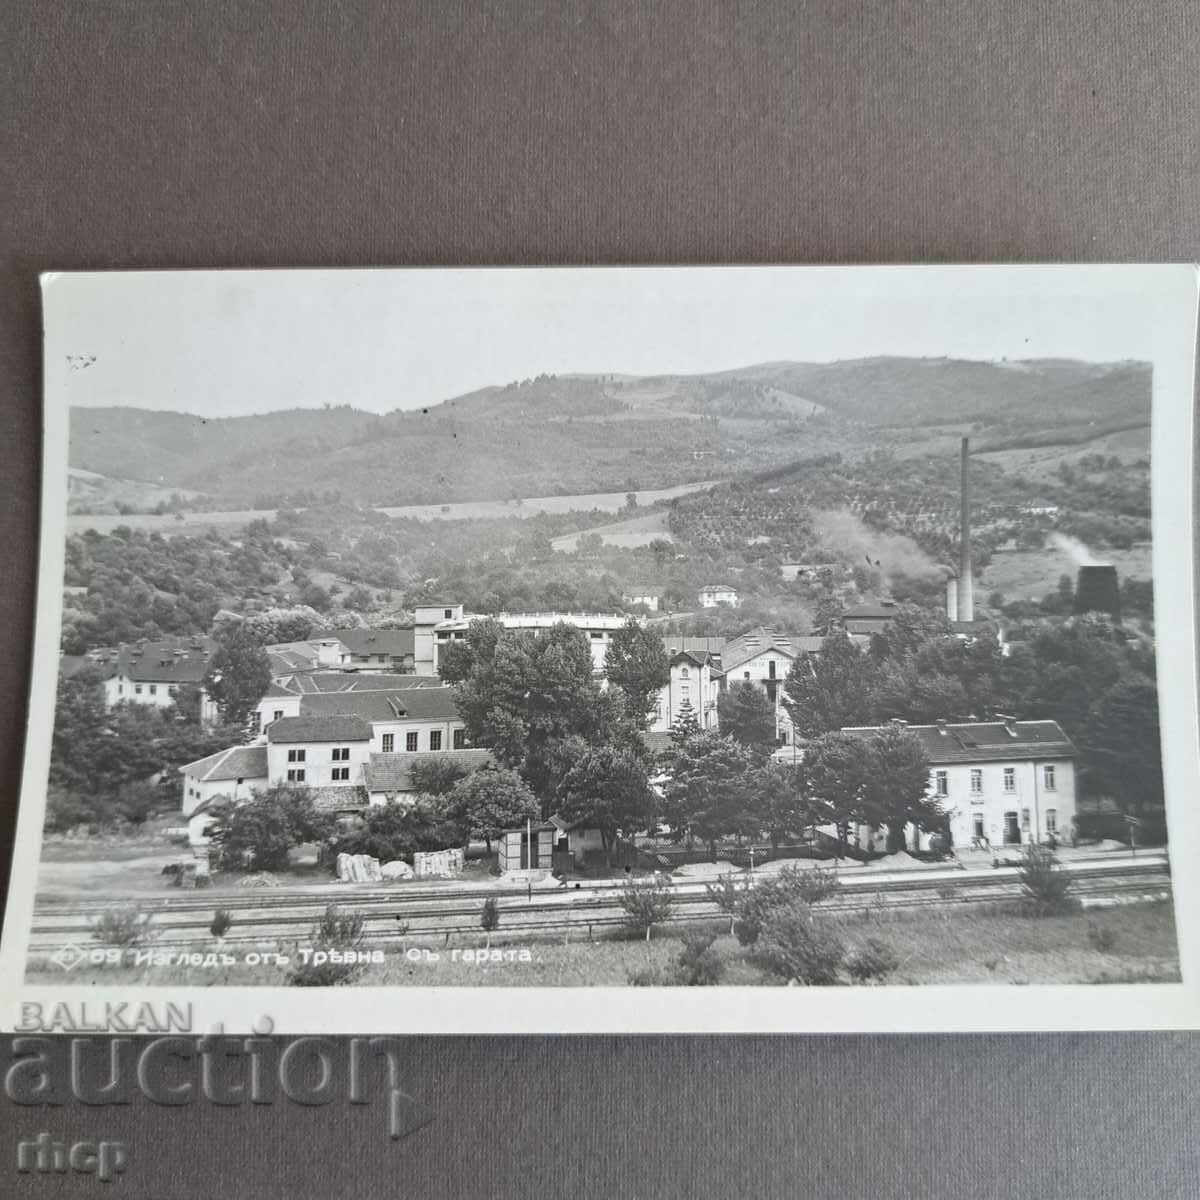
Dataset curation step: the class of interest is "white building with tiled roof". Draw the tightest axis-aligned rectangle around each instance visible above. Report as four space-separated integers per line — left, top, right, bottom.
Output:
842 718 1078 849
698 584 739 608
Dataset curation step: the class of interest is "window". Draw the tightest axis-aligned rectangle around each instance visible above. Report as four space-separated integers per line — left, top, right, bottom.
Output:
1003 767 1016 793
681 667 689 679
429 731 442 751
1021 808 1031 831
251 713 262 736
331 767 350 782
287 749 306 763
168 684 177 694
287 768 305 782
973 814 985 842
680 683 689 698
768 660 776 680
743 671 750 680
444 608 453 619
1046 809 1058 834
331 747 349 762
134 684 143 695
970 769 983 796
149 685 158 696
406 732 419 752
935 770 948 796
382 733 394 753
273 709 283 722
1043 764 1057 791
453 729 467 749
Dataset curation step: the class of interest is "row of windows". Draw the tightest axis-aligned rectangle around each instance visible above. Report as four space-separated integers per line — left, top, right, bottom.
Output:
380 729 466 753
118 682 178 697
970 809 1059 839
934 764 1058 797
283 766 352 783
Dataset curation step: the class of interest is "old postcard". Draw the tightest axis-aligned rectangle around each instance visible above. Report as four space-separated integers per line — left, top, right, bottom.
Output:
2 264 1197 1033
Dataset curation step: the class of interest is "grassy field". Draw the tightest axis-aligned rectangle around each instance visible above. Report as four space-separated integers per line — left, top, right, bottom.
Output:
26 899 1179 989
981 543 1153 602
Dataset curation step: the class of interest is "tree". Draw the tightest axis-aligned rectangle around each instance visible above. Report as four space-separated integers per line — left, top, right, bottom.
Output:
557 746 656 862
803 732 877 853
406 757 471 797
618 877 674 940
865 725 937 852
336 798 457 862
756 760 813 852
717 682 778 753
1086 677 1163 818
480 897 500 947
754 900 845 985
441 619 631 805
668 699 701 747
445 765 539 852
782 631 876 740
604 619 670 729
204 628 272 728
208 787 336 873
661 732 760 858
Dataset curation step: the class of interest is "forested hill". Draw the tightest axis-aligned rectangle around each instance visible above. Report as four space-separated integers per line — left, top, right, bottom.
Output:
68 358 1150 508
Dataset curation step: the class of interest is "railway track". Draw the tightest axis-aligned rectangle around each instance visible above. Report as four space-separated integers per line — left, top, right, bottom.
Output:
27 855 1171 955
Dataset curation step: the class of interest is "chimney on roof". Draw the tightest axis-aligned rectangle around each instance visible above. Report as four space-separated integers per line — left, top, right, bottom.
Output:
996 712 1018 736
957 436 975 622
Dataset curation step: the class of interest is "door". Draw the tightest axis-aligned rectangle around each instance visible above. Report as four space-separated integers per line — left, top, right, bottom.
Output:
1003 812 1021 845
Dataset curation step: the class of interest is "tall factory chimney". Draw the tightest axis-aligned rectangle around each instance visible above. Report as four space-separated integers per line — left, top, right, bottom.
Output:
957 436 974 622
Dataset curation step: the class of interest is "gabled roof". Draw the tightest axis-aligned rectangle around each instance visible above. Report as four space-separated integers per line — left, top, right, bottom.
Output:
333 627 415 657
364 748 494 794
266 715 372 744
179 744 269 782
841 720 1076 764
699 583 737 593
720 627 826 674
299 687 461 723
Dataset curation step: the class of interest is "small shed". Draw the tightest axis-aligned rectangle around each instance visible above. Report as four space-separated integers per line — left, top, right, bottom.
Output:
497 820 557 872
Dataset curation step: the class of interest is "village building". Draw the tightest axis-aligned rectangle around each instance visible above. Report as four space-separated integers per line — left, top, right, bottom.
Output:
841 600 901 636
841 718 1078 849
265 715 373 789
649 637 725 733
623 588 663 612
251 672 443 736
718 626 826 746
179 745 269 842
698 583 739 608
332 627 415 672
61 637 219 723
425 608 637 674
363 748 494 806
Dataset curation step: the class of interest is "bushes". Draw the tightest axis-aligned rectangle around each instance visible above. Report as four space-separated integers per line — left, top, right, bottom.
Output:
1018 845 1075 915
334 799 457 865
209 908 234 939
480 897 500 945
288 905 366 987
706 865 841 947
629 932 727 986
91 907 156 949
846 936 899 982
209 788 336 873
618 878 675 940
753 901 846 985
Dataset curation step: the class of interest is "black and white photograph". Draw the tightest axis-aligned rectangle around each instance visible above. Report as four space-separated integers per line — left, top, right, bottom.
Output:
2 265 1197 1033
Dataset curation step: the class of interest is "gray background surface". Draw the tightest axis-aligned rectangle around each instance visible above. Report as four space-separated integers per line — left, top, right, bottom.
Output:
1 3 1198 1196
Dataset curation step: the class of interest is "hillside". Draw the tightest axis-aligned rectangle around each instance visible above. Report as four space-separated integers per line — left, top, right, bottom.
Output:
68 357 1150 508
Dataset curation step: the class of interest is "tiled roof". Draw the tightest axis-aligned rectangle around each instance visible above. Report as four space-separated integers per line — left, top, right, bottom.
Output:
288 672 442 695
299 687 461 723
179 745 268 782
364 748 494 794
661 636 726 656
843 602 900 619
720 627 826 674
841 720 1077 764
333 627 415 657
81 637 217 684
266 715 372 744
699 584 737 593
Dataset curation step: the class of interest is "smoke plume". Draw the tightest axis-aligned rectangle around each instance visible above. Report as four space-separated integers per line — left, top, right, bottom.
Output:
812 510 942 584
1049 532 1109 567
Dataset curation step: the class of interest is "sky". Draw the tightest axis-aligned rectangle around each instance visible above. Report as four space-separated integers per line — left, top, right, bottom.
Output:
43 265 1163 418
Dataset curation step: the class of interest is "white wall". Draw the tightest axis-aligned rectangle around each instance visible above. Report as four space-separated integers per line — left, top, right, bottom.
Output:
723 649 794 743
369 719 467 754
932 757 1076 848
265 740 371 788
650 660 721 732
